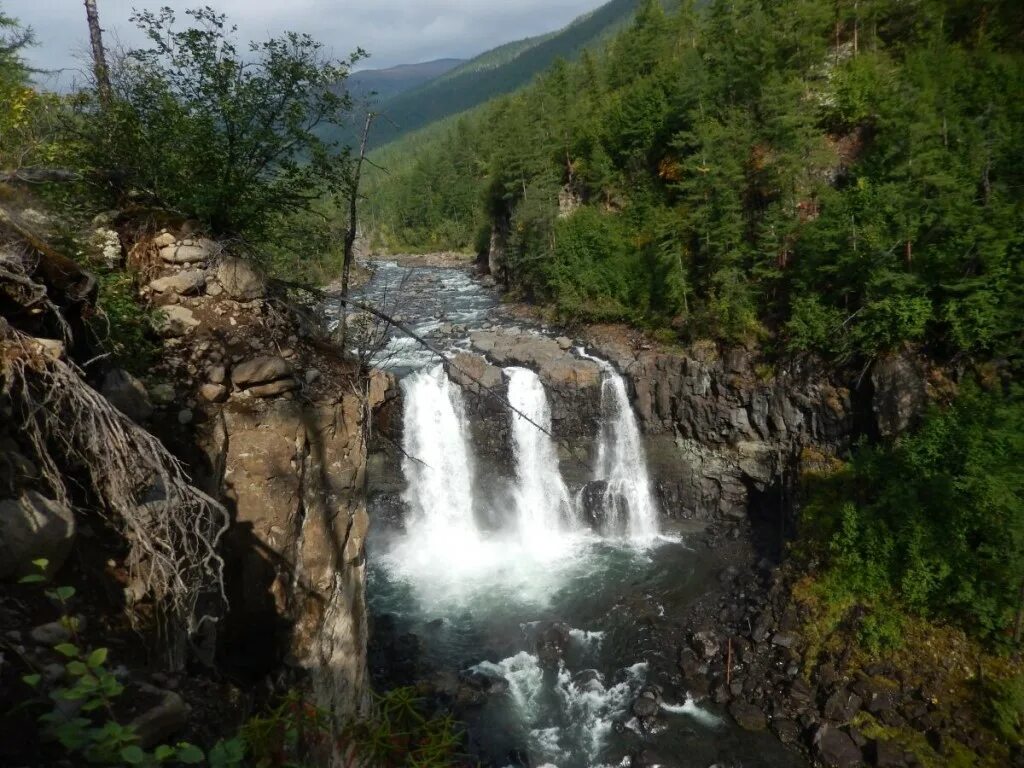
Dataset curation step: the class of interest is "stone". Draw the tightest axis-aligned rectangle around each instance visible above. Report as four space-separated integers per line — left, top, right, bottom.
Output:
217 256 265 300
206 365 226 384
690 629 720 660
101 368 153 423
729 700 767 731
231 356 293 389
200 383 228 403
130 691 191 748
305 368 322 385
556 336 573 351
159 238 217 264
771 630 801 649
814 725 865 768
156 305 201 337
206 282 223 297
448 352 502 396
177 409 193 425
825 688 863 724
0 491 76 580
632 694 661 719
30 621 71 645
149 269 206 296
152 232 176 248
772 717 801 744
148 383 176 405
535 621 572 669
246 378 299 398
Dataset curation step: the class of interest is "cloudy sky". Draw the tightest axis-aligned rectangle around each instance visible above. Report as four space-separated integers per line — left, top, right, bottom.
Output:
7 0 609 87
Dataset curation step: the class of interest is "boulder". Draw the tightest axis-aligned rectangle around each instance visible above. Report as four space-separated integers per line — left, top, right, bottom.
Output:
632 692 661 719
156 305 201 337
101 368 153 423
868 739 907 767
206 365 226 385
231 356 293 389
246 378 299 398
152 232 176 248
535 621 572 669
30 621 71 645
130 691 191 748
0 491 76 579
729 700 767 731
690 629 720 660
814 725 865 768
217 256 265 300
825 688 863 724
159 238 217 264
149 269 206 296
579 480 610 531
448 352 502 396
200 383 228 403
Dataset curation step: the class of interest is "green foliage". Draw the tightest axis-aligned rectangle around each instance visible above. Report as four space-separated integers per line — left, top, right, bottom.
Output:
984 673 1024 745
72 6 363 241
368 0 1024 362
90 270 159 373
802 383 1024 645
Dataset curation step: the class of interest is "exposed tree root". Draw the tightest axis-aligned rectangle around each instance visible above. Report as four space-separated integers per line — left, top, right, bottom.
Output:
0 321 229 643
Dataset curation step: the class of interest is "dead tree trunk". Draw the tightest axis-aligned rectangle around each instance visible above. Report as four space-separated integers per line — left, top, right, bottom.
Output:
83 0 112 106
338 112 376 352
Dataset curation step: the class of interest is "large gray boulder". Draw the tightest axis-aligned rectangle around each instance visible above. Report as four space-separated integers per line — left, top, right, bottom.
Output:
0 490 76 579
149 269 206 296
159 237 218 264
217 256 265 300
231 356 293 389
101 368 153 423
155 305 201 337
814 725 865 767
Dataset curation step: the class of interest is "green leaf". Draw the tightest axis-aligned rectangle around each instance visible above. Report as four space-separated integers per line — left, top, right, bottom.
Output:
32 558 50 569
21 673 41 687
87 648 109 668
154 744 176 762
176 742 205 764
66 660 89 676
121 745 146 764
53 643 80 658
53 585 76 601
18 574 46 584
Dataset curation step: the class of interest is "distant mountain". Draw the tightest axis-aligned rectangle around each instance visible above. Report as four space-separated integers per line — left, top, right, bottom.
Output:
347 59 465 104
365 0 642 148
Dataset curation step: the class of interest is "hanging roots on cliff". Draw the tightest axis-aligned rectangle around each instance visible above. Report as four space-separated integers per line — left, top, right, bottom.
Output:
0 320 229 628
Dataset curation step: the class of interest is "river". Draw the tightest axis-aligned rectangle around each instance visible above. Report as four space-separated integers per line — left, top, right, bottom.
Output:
350 260 806 768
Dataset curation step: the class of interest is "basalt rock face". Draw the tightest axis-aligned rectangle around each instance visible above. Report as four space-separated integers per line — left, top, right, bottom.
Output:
206 385 388 734
588 336 854 523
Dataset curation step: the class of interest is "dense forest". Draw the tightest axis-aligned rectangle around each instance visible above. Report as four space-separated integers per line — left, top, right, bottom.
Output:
368 0 1024 670
368 0 1023 367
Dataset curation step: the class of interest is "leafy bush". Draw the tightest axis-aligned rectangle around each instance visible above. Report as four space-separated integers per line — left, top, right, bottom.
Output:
984 674 1024 745
74 7 363 242
802 383 1024 645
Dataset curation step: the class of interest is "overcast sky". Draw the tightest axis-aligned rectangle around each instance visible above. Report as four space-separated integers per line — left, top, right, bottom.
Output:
6 0 609 87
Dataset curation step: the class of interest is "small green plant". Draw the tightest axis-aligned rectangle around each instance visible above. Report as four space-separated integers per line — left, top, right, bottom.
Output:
17 559 215 767
985 673 1024 745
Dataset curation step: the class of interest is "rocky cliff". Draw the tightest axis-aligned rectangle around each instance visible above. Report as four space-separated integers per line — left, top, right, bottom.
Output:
0 219 392 764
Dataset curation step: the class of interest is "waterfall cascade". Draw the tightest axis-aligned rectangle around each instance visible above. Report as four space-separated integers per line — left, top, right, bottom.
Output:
507 367 578 545
584 355 660 539
399 364 479 545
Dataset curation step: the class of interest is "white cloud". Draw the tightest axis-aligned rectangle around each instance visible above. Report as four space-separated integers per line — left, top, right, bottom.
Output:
6 0 609 87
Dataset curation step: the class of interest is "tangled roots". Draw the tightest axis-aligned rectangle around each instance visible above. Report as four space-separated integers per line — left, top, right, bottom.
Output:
1 322 229 632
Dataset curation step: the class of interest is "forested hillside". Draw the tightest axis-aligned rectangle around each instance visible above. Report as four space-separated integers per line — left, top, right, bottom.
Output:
368 0 1023 368
364 0 642 147
347 58 464 104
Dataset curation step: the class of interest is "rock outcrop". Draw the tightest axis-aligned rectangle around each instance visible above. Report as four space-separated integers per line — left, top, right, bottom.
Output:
587 333 853 522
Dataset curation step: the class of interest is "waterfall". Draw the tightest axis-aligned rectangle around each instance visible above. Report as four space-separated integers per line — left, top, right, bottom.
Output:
586 357 659 539
400 364 477 540
506 367 577 544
